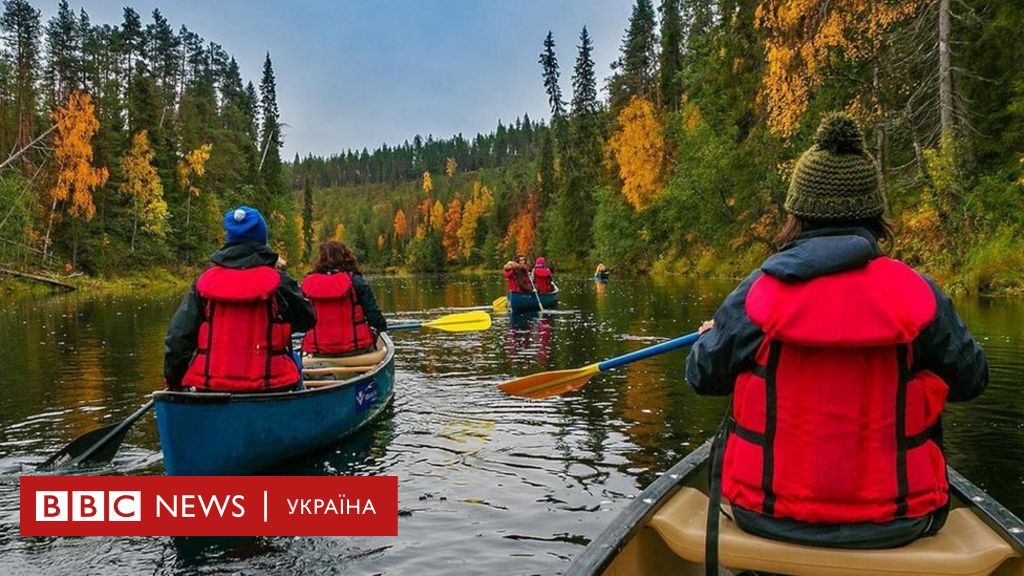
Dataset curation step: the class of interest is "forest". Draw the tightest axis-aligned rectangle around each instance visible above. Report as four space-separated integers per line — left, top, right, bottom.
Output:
296 0 1024 294
0 0 297 276
2 1 1024 294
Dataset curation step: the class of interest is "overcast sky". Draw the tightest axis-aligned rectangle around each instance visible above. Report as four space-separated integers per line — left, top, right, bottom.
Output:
42 1 633 158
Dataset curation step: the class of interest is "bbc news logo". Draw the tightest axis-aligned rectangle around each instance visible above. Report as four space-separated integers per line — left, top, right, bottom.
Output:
21 476 397 536
36 491 141 521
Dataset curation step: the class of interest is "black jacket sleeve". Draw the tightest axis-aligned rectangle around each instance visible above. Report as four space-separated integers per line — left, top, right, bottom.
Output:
276 271 316 334
164 281 203 389
353 273 387 332
913 279 988 402
685 271 765 396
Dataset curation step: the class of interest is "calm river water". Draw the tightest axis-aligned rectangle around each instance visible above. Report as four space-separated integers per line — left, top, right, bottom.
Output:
1 274 1021 575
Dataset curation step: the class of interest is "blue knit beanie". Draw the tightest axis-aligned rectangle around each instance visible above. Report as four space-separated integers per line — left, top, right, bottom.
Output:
223 206 268 245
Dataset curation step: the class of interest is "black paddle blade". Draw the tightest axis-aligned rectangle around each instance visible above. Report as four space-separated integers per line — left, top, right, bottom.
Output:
38 399 154 470
38 422 123 469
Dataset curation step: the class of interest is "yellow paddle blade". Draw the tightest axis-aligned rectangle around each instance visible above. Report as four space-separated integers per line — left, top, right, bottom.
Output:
492 296 509 312
422 310 492 332
498 363 601 399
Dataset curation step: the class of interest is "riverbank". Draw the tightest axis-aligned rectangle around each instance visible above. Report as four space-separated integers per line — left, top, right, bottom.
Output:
0 268 193 300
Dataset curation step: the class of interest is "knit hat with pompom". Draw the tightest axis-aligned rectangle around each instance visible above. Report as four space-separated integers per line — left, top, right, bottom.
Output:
785 112 885 221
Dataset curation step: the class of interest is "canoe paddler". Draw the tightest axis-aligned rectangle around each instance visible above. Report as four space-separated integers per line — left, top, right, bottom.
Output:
163 206 316 392
685 113 988 549
503 256 532 293
300 240 386 357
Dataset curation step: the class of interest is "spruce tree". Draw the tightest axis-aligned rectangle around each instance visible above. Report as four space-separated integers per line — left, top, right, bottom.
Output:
609 0 658 111
659 0 683 109
258 52 283 202
538 31 565 120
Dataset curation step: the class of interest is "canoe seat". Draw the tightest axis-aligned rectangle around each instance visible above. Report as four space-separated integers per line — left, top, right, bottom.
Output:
303 337 387 369
649 487 1021 576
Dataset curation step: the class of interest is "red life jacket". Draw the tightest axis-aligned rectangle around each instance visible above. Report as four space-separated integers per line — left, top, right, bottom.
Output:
504 268 529 293
300 272 374 356
724 257 948 524
533 267 553 293
182 266 298 392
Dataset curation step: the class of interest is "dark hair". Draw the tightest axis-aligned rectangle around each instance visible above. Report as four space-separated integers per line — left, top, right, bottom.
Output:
774 214 894 248
312 241 360 274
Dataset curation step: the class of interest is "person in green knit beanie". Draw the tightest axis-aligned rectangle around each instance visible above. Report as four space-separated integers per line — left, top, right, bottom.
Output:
683 112 988 553
776 111 892 246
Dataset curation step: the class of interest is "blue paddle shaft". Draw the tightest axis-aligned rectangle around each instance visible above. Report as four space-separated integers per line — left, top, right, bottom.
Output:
387 322 422 331
597 332 701 372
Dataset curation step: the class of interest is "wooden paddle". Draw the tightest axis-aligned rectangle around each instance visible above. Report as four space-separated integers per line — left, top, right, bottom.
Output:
39 399 154 469
388 310 492 332
498 331 701 399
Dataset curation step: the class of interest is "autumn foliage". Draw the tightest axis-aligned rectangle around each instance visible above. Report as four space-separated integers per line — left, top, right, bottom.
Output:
120 130 167 250
443 198 462 262
607 96 664 210
756 0 923 136
49 92 108 221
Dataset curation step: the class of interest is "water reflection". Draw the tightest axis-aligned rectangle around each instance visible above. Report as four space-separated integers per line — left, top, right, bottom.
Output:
0 275 1021 575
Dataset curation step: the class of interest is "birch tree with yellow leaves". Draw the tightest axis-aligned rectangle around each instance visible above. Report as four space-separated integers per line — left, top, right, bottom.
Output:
120 130 167 252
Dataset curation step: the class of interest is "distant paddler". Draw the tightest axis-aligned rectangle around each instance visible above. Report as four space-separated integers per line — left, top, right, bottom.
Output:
531 256 556 294
164 206 316 393
594 263 612 281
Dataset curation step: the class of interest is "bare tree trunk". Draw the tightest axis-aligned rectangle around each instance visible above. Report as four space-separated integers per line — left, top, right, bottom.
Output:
938 0 954 137
872 61 887 196
42 196 58 261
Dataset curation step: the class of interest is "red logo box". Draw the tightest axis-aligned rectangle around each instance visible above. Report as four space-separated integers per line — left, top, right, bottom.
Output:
20 476 397 536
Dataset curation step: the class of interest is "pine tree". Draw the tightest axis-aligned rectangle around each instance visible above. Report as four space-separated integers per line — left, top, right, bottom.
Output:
258 52 283 202
1 0 42 150
609 0 658 111
44 0 80 109
658 0 683 109
120 7 143 121
144 9 178 96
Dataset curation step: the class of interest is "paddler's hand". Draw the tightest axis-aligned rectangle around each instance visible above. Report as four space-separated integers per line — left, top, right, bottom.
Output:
698 320 715 335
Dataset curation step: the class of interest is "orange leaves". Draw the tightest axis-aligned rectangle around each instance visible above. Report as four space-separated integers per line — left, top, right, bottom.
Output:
443 198 462 262
755 0 924 136
392 208 408 240
503 194 539 256
50 92 108 221
607 96 664 211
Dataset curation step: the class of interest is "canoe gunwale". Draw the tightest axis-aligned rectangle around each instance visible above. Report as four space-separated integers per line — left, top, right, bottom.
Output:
949 467 1024 554
153 333 395 405
566 438 1024 575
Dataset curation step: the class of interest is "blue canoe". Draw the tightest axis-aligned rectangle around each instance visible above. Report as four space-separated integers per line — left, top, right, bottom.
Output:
153 334 395 475
508 287 559 313
594 272 610 282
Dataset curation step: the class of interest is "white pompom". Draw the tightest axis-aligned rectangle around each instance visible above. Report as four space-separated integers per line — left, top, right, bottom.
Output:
233 209 246 222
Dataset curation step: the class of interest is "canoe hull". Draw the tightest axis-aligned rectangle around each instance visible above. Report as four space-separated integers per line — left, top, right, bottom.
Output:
508 289 559 313
154 334 395 476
